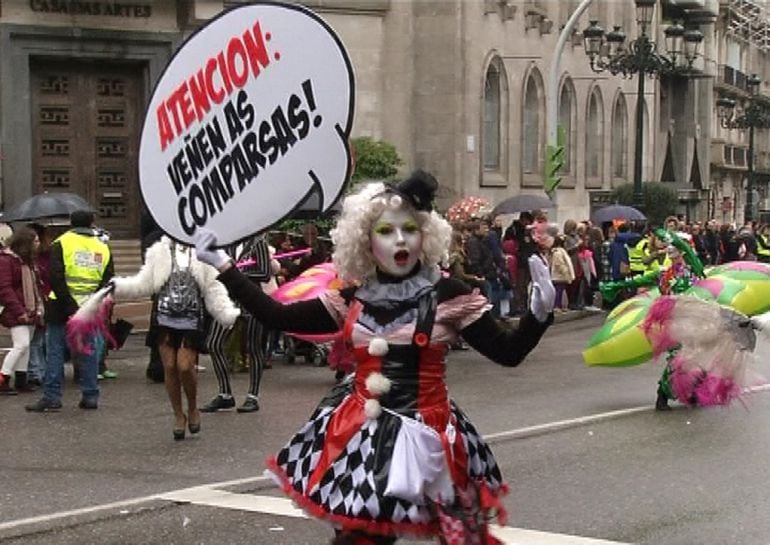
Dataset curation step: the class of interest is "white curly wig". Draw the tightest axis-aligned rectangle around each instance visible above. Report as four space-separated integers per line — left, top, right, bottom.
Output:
331 182 452 282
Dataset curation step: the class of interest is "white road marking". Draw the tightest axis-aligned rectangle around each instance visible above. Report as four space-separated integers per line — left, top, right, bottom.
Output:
157 488 629 545
0 477 271 532
483 406 649 443
483 383 770 443
159 488 308 518
746 383 770 394
490 525 630 545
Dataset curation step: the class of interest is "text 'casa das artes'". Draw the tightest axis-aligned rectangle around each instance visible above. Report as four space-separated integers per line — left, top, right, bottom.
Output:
29 1 152 17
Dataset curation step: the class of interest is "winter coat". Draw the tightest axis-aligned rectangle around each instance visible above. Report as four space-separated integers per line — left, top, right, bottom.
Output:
447 250 485 289
577 248 597 280
112 237 239 327
0 251 42 328
501 239 519 282
549 247 575 284
466 234 497 282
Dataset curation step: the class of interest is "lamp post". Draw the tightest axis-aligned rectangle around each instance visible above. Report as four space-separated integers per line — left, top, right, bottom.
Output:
716 74 770 222
582 0 703 211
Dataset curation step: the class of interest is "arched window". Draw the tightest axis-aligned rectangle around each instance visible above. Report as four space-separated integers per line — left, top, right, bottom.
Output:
483 60 503 171
611 93 628 178
586 88 604 179
523 69 543 174
559 78 576 175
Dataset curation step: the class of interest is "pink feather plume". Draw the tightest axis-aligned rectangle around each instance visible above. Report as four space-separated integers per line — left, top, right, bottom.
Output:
66 289 116 355
642 296 679 358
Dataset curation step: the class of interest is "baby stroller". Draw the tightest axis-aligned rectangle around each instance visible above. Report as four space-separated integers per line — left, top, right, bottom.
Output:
270 262 352 378
283 336 328 366
284 333 353 383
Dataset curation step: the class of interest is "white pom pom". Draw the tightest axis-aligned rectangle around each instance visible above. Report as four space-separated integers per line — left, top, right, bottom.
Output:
368 337 389 356
364 398 382 419
389 194 403 209
365 372 392 395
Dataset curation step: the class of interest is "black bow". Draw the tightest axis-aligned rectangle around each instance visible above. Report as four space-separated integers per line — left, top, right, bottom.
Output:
386 170 438 212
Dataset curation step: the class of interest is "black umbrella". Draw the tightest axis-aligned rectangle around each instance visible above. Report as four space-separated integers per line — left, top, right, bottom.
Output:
2 192 95 222
491 194 555 216
591 204 646 224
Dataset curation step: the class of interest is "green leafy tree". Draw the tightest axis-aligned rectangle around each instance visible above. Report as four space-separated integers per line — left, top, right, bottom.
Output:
609 182 679 226
278 136 402 236
350 136 402 185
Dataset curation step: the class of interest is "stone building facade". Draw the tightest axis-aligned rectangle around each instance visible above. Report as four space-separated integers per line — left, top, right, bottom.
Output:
710 0 770 225
0 0 749 238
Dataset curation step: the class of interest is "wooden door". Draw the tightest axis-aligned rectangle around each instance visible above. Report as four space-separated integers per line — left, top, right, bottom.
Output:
30 60 142 238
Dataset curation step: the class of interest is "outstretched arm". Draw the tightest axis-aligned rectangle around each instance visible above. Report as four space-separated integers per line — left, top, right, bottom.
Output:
460 310 552 367
460 253 554 366
217 266 339 334
600 270 659 302
196 228 339 334
112 240 168 300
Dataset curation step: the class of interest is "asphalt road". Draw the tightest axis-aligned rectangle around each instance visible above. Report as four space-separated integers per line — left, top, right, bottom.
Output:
2 313 769 545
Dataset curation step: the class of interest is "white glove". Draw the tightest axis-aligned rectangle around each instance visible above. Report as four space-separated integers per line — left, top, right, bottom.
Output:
193 228 231 270
751 311 770 333
528 254 555 322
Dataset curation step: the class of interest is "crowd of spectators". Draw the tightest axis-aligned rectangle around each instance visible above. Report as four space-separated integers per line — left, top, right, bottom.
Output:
447 212 770 317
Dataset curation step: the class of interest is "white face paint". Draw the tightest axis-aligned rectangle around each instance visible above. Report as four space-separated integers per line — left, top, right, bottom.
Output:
370 207 423 277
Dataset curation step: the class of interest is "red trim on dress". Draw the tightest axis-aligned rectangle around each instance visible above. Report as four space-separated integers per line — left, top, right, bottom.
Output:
305 395 368 494
416 345 450 431
352 348 390 401
342 300 363 348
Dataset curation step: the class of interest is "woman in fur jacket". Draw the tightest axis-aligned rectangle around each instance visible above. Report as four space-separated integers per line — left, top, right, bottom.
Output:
110 236 239 440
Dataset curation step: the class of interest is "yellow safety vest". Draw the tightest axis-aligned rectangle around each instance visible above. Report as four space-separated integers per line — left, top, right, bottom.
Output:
628 239 648 274
49 230 110 306
648 253 672 273
757 234 770 259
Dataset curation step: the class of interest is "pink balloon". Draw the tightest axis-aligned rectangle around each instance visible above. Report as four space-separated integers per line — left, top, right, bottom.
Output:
271 262 344 343
271 263 339 304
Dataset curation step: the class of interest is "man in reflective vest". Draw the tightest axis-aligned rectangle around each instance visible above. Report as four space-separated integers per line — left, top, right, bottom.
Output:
26 210 113 412
756 226 770 264
628 233 651 276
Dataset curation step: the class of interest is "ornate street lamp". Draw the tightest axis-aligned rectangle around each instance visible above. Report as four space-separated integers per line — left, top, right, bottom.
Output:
635 0 655 34
717 73 770 221
583 0 703 211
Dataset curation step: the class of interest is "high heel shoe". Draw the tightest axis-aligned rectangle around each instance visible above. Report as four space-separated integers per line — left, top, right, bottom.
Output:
173 416 187 441
188 411 201 435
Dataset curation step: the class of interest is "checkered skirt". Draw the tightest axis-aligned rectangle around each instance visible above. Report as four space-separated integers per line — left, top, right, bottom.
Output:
265 380 504 537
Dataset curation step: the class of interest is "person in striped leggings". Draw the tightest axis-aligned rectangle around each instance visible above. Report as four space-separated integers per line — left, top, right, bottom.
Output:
201 235 272 414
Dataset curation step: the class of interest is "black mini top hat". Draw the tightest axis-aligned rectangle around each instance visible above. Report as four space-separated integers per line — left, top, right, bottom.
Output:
385 169 438 212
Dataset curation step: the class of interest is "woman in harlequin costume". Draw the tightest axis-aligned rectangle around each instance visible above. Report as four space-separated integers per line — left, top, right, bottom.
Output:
649 230 704 410
597 229 762 411
194 170 555 545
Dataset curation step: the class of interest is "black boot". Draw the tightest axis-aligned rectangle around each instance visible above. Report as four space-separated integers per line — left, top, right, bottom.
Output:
655 390 671 411
14 371 36 393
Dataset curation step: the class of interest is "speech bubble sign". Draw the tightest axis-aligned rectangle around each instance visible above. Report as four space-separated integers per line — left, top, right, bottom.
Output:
139 2 355 246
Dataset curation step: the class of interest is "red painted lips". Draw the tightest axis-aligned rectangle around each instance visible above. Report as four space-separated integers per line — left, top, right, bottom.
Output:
394 250 409 265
